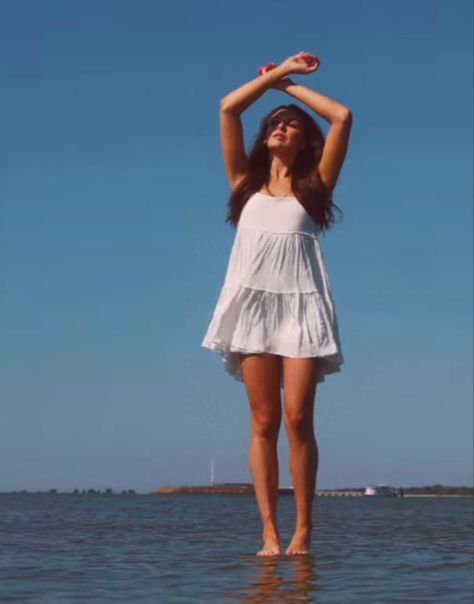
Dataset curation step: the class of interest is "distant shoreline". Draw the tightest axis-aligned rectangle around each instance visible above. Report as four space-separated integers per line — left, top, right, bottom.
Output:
155 485 473 497
2 484 472 497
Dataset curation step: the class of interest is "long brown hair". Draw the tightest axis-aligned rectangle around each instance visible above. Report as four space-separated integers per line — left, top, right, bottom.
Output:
224 103 343 236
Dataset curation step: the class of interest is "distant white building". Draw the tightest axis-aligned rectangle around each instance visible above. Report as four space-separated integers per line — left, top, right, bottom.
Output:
364 484 398 496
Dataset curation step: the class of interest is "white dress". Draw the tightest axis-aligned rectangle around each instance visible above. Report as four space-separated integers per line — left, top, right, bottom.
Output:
201 191 344 388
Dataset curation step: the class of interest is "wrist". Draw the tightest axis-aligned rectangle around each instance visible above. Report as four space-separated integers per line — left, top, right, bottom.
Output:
273 64 291 79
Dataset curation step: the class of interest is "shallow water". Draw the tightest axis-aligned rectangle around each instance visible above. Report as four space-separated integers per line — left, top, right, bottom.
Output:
0 493 472 603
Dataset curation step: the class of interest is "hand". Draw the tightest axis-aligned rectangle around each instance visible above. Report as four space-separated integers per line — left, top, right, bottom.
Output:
279 51 320 77
258 62 295 90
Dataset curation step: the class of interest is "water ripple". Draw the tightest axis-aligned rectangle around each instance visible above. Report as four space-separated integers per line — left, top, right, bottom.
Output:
0 494 472 603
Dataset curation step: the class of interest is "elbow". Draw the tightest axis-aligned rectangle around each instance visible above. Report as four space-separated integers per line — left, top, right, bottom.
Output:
331 109 353 127
220 98 232 112
339 108 353 123
220 99 235 113
220 98 241 114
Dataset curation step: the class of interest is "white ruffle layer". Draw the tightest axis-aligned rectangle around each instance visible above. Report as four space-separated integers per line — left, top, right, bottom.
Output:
202 218 344 388
201 284 344 387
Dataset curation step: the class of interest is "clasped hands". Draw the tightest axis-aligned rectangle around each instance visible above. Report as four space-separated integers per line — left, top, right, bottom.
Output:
258 51 320 90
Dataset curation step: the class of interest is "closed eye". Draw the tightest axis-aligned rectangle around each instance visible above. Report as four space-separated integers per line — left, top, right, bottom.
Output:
270 119 299 127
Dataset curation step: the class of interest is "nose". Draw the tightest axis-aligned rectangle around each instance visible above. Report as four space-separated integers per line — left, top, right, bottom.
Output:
274 121 287 133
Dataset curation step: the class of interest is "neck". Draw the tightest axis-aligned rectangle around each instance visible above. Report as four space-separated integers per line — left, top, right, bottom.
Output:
268 154 294 180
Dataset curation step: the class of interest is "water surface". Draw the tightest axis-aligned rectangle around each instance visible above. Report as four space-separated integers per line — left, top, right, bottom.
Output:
1 493 472 603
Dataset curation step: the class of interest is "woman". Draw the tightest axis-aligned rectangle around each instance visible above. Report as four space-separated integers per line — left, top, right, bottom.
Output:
201 51 352 557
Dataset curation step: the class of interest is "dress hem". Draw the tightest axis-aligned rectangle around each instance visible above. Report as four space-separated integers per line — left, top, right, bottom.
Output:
201 341 344 388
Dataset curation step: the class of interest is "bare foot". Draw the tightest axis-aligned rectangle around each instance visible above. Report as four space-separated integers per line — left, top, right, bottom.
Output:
285 528 311 556
256 530 281 557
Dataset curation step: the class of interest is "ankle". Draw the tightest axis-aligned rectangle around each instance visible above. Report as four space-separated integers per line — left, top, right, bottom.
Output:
262 523 279 538
294 523 312 534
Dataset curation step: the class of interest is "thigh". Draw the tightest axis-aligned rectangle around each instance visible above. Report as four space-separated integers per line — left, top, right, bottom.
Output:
282 357 322 420
241 353 282 417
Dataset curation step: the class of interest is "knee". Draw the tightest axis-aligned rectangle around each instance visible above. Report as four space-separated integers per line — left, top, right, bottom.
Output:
251 412 281 441
284 411 314 440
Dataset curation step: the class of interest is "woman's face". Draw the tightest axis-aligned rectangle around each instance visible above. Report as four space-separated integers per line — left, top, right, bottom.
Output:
265 110 306 153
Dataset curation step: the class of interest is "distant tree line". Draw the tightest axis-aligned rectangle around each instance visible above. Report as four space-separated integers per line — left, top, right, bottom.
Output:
399 485 473 496
7 484 473 496
336 485 473 496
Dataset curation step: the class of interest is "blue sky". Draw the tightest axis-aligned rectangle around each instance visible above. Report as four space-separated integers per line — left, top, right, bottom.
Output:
1 0 472 493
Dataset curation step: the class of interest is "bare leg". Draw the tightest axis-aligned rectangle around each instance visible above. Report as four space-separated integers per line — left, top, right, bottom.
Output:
282 356 321 555
241 352 283 557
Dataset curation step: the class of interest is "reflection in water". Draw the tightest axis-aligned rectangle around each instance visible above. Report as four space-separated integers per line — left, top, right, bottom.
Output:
226 554 320 603
2 495 471 602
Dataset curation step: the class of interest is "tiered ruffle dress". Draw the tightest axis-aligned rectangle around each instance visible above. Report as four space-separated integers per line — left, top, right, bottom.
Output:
201 191 344 387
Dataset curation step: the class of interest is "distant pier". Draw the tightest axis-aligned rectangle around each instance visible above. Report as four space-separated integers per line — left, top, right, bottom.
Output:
155 483 472 497
156 484 368 496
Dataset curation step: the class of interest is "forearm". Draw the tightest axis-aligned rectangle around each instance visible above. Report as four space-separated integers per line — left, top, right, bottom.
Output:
280 81 351 123
220 65 288 115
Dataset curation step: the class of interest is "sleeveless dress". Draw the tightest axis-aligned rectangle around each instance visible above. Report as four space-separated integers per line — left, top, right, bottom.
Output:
201 191 344 388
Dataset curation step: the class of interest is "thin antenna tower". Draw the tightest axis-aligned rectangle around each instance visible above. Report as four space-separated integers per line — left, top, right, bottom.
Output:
210 457 215 486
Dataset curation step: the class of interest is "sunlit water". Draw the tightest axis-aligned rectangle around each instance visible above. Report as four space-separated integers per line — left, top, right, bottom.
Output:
0 493 472 603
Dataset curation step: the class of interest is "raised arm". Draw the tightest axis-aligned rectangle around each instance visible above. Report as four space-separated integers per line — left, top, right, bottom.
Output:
220 64 288 114
220 66 289 189
277 77 352 193
259 52 352 192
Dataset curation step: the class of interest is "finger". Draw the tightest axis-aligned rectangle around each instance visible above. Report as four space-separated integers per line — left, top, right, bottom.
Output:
303 55 317 65
301 52 319 65
259 62 276 75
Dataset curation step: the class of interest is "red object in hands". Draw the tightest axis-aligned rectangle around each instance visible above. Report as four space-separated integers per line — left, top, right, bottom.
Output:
302 53 320 66
259 62 277 75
